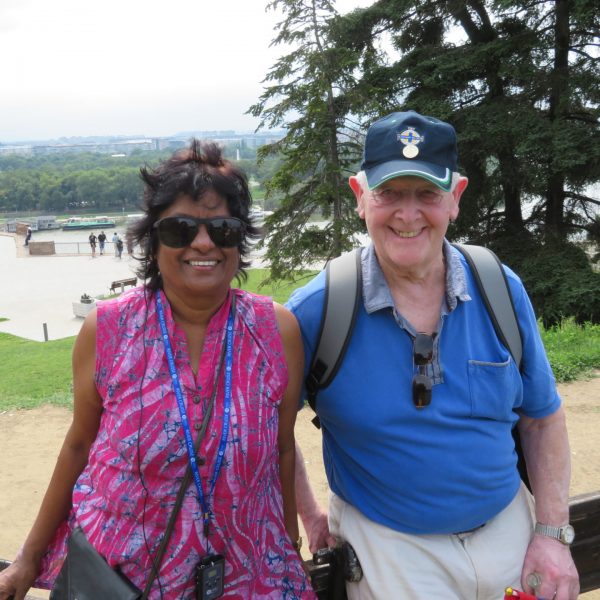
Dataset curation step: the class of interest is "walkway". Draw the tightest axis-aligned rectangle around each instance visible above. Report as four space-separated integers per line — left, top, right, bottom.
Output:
0 233 136 341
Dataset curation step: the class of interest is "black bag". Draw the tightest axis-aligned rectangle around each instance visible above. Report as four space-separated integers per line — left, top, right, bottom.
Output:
50 528 142 600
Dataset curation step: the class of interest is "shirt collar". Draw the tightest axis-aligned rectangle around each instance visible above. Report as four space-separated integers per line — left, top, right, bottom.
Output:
361 240 471 315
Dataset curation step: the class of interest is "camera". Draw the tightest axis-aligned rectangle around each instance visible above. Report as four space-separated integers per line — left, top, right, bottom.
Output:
307 543 362 600
195 554 225 600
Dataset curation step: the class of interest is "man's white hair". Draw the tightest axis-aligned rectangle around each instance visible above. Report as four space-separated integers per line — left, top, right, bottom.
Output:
355 170 461 192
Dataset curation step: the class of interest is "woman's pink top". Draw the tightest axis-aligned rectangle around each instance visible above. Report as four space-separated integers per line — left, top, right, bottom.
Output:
36 287 314 598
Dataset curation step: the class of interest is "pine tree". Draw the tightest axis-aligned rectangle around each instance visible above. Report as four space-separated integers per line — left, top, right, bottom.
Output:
248 0 366 280
333 0 600 242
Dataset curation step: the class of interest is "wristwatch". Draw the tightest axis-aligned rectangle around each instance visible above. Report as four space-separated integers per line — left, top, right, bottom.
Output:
534 522 575 545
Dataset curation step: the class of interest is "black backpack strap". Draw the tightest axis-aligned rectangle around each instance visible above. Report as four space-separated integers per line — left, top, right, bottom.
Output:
452 243 530 491
306 248 362 428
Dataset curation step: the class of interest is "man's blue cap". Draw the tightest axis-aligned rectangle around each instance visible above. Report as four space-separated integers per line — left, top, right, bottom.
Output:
361 111 458 192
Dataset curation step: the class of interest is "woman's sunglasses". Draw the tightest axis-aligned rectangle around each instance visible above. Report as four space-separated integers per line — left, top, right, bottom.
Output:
153 216 245 249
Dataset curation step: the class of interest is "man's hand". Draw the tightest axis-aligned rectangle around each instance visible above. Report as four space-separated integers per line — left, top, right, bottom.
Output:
521 535 579 600
303 506 337 554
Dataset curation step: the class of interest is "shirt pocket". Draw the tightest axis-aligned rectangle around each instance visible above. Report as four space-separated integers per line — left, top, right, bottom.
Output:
468 358 521 422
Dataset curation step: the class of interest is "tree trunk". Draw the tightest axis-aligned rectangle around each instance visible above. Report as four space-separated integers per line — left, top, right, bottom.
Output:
454 2 524 232
545 0 569 238
327 90 344 258
311 0 344 258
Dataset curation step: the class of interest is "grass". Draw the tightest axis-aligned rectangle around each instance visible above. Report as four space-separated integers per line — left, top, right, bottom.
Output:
540 319 600 382
237 268 318 304
0 273 598 411
0 332 74 409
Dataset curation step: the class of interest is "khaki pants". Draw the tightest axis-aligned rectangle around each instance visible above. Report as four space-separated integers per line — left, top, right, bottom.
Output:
329 484 535 600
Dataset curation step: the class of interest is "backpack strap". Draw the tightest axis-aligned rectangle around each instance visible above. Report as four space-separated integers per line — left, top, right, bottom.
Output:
452 244 522 369
305 248 362 428
452 243 530 490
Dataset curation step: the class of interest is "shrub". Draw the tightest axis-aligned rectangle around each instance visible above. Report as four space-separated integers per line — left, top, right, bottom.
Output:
491 235 600 327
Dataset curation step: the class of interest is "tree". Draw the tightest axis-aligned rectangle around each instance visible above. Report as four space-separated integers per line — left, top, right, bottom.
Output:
248 0 366 281
332 0 600 243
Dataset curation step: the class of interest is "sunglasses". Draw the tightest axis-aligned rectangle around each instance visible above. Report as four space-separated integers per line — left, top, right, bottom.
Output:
412 333 434 409
153 216 245 249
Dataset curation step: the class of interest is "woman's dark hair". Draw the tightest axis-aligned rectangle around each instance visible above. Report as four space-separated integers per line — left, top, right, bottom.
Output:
128 139 260 290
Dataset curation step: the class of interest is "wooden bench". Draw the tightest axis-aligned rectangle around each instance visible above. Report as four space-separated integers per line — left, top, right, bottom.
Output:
109 277 137 294
570 490 600 593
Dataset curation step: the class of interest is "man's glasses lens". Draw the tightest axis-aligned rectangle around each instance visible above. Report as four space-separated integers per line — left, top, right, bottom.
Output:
155 217 245 248
412 333 434 409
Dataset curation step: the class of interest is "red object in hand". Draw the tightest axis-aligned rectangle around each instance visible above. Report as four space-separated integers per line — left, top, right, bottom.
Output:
504 587 539 600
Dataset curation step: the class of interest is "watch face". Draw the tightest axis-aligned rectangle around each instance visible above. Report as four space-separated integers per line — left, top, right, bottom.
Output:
561 525 575 544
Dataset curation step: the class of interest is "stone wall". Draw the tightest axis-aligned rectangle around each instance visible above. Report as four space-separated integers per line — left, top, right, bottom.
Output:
28 241 56 255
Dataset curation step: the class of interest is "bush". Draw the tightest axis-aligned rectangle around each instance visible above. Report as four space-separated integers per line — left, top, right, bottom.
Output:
491 235 600 327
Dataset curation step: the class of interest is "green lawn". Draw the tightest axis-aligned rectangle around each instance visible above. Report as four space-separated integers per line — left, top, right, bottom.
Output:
0 272 598 411
0 333 74 409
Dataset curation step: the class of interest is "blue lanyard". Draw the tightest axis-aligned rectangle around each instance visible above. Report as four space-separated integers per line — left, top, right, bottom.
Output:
155 292 234 539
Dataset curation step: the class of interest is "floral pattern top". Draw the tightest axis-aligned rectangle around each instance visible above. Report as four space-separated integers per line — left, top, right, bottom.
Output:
36 287 314 599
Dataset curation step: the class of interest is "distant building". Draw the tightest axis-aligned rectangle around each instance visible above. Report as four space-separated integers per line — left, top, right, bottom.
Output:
0 131 286 157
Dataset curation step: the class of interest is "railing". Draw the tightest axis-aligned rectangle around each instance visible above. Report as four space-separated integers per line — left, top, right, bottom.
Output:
42 242 130 256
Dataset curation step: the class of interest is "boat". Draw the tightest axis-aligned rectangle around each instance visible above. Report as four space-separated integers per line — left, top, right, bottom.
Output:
249 206 273 221
62 216 116 231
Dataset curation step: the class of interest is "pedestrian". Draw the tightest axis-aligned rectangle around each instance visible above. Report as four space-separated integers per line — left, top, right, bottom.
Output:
112 231 119 256
88 232 97 257
115 234 124 259
24 226 32 246
290 111 579 600
97 231 106 255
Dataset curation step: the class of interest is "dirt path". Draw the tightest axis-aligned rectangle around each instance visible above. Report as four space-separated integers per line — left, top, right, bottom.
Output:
1 373 598 598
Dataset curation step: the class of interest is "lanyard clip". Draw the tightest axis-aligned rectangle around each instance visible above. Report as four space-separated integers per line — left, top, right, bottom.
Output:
204 513 210 538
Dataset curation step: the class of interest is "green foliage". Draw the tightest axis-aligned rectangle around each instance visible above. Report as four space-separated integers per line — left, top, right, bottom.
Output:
540 319 600 382
0 148 285 216
0 152 163 214
248 0 367 281
332 0 600 241
490 235 600 326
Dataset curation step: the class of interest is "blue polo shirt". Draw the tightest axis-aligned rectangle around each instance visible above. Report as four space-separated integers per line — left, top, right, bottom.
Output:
287 241 560 534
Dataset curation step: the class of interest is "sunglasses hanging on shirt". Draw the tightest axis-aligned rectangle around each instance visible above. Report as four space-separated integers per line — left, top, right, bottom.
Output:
412 333 435 408
154 216 246 249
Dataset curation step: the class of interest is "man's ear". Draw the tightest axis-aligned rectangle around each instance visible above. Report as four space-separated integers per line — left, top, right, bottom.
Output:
449 176 468 221
349 176 366 219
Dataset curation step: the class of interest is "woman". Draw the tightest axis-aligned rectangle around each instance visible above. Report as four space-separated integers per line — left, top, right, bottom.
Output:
0 141 315 599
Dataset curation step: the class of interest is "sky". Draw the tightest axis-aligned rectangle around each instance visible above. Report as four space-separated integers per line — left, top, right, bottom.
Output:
1 0 371 143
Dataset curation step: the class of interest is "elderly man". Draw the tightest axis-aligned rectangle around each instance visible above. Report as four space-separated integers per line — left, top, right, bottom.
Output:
289 111 579 599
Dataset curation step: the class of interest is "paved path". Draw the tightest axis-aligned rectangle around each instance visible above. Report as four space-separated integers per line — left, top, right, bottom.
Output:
0 232 278 342
0 233 136 341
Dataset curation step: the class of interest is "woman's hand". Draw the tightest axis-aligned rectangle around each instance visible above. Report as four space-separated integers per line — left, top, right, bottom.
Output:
0 551 40 600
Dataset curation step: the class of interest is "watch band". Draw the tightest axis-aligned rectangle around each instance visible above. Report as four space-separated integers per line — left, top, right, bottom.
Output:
534 522 575 545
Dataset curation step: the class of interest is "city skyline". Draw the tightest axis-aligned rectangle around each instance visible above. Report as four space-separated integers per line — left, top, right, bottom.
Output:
1 0 371 143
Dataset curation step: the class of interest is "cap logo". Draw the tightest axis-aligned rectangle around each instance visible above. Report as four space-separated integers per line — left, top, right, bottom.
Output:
398 127 423 159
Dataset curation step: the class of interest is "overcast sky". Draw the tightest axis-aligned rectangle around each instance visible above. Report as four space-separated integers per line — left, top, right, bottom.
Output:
1 0 371 142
